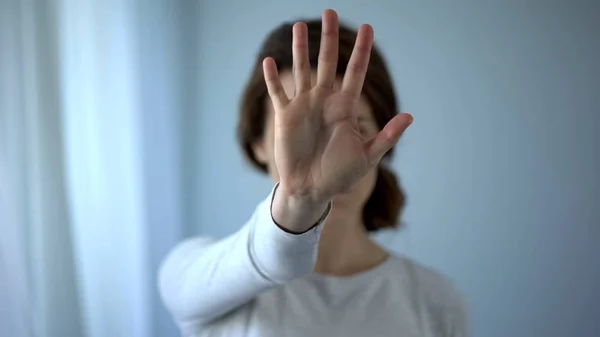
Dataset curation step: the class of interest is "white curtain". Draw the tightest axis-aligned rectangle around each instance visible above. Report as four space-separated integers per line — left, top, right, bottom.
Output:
1 1 83 336
0 1 195 336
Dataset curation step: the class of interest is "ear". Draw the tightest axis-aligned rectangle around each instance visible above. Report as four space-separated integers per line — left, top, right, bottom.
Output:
251 140 268 166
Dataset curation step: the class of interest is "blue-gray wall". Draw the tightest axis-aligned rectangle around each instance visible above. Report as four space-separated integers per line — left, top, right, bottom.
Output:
187 1 600 336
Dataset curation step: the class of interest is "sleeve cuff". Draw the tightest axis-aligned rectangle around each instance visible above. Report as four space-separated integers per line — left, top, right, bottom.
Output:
248 183 331 282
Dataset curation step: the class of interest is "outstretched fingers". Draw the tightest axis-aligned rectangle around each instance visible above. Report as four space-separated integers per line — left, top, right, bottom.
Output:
263 57 290 107
365 113 413 165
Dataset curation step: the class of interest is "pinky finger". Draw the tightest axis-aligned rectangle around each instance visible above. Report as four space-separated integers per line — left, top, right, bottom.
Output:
263 57 290 107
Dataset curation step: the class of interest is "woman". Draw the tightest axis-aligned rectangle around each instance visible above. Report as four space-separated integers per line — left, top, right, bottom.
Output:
159 9 468 337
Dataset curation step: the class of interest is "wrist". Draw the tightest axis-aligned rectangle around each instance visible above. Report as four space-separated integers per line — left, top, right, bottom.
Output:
277 180 330 206
271 183 331 234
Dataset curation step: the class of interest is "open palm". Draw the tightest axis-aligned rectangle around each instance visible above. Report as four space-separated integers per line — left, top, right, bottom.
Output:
263 9 413 204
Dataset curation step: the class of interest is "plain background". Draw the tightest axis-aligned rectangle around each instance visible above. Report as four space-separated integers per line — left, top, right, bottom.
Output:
185 1 599 337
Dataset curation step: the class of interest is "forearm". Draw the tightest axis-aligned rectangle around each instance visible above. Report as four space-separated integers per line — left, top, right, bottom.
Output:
158 184 329 326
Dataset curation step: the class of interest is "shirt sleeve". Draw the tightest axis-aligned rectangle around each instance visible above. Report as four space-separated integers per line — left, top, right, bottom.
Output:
157 183 330 329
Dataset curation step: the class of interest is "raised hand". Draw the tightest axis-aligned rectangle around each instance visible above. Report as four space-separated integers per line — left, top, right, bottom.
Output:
264 9 413 232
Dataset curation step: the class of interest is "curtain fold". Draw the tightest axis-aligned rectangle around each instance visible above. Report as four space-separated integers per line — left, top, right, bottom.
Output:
59 1 151 336
1 0 83 336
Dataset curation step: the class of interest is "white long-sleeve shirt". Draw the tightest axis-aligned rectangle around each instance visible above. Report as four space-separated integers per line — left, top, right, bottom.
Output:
158 185 468 337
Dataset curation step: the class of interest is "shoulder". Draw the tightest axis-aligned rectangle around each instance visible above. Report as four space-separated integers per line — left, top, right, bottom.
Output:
399 257 466 310
391 255 469 335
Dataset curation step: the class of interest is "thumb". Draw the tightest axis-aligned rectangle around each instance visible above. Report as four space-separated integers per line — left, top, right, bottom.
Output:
365 113 413 165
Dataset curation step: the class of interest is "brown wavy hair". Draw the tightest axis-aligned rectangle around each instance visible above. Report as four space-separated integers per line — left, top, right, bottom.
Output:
237 18 405 231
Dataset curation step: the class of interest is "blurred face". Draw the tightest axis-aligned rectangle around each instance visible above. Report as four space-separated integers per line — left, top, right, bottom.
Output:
252 70 380 212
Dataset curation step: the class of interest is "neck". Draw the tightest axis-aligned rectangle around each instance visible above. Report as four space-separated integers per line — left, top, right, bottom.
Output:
313 209 388 276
